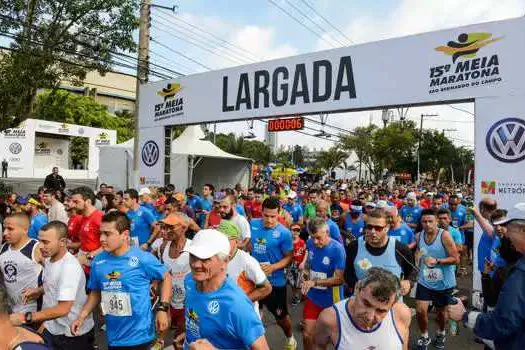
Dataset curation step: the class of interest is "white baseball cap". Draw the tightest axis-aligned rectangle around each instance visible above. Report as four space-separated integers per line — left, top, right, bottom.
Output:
493 202 525 225
287 191 297 199
183 229 231 259
376 200 388 209
138 187 152 196
407 192 417 200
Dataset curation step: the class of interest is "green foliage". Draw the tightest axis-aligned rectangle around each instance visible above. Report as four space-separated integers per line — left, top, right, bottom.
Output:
213 132 272 164
315 147 348 175
0 0 139 128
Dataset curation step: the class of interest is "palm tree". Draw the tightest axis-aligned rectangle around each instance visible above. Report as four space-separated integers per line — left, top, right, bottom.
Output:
316 147 348 176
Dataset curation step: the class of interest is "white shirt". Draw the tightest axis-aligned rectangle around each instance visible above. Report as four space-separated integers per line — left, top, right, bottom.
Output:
161 239 192 309
48 201 68 224
231 214 251 240
42 252 94 336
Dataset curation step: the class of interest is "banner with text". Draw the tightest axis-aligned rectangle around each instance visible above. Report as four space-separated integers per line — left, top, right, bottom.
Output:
139 127 165 187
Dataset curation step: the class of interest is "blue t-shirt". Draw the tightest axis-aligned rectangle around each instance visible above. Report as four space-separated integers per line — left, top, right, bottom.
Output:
478 230 495 273
126 206 156 245
141 202 161 220
448 226 464 245
250 219 293 287
490 236 507 270
186 195 201 212
29 213 48 239
327 219 343 243
184 275 264 349
344 216 365 239
236 203 246 217
450 207 467 229
283 203 303 223
306 239 346 308
88 247 167 347
388 223 415 246
399 206 422 229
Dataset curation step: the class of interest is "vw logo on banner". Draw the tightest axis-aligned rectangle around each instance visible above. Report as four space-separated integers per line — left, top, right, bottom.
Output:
141 140 159 167
486 117 525 163
9 142 22 155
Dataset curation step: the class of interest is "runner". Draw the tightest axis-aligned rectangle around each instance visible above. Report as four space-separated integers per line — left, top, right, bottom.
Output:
175 229 269 349
43 189 68 224
10 221 95 350
437 208 464 272
343 200 365 243
345 209 414 297
313 267 411 349
283 191 304 225
315 200 343 244
0 213 43 314
123 189 158 249
218 220 272 316
415 209 460 350
26 197 48 240
301 218 345 350
400 192 422 232
250 197 297 349
71 211 172 350
204 192 224 229
219 195 251 249
385 206 416 249
156 213 192 347
289 223 306 306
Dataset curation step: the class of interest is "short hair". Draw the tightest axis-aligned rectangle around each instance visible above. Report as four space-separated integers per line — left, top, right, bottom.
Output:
490 209 508 222
203 184 215 193
40 221 68 240
262 197 280 210
366 208 387 221
43 189 56 197
437 208 451 218
384 206 398 217
434 194 443 200
100 183 107 188
102 211 131 233
359 267 400 303
308 189 318 195
124 189 139 201
5 212 30 228
185 187 194 195
448 194 459 201
307 217 329 235
71 186 96 205
254 188 263 195
116 190 124 197
421 208 437 217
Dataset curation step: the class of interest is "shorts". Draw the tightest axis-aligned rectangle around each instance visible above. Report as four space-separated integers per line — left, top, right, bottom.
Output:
259 286 289 320
170 307 185 334
464 231 474 251
287 262 303 289
416 284 454 308
108 343 152 350
43 328 94 350
303 298 324 320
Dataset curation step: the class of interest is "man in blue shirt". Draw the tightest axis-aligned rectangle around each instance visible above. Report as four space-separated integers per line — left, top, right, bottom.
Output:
315 200 343 244
437 208 464 273
123 189 157 250
138 187 162 220
185 188 201 213
26 197 48 240
177 229 268 350
250 197 297 349
448 195 467 229
71 211 172 349
385 206 416 249
283 191 304 225
198 184 214 227
343 200 365 243
400 192 422 232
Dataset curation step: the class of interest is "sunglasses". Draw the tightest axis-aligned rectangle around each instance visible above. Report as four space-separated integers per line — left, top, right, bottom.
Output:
365 224 386 231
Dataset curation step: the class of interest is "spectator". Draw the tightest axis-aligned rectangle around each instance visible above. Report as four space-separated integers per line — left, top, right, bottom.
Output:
44 167 66 192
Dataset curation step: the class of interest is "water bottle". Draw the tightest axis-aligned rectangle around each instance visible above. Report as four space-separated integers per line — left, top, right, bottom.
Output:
448 297 459 336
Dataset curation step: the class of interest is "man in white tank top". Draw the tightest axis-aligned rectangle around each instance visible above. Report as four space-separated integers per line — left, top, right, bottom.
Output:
313 267 411 350
0 213 44 314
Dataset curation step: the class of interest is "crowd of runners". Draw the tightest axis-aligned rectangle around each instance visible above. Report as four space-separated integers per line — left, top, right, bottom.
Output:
1 176 525 350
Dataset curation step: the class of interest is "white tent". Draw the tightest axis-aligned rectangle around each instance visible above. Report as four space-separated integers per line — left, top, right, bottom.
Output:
97 126 252 191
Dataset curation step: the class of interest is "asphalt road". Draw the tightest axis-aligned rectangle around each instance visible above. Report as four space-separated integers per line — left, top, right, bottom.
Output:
96 269 484 350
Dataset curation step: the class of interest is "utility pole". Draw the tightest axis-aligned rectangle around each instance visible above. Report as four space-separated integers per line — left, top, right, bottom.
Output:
417 113 438 184
133 0 152 187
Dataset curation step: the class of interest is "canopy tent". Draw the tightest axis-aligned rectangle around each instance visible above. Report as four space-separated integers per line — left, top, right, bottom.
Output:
98 126 252 191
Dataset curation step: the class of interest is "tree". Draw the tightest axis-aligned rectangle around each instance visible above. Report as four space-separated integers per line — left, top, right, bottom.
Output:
339 125 376 181
0 0 139 128
315 147 348 177
292 145 304 167
213 132 272 164
418 130 456 182
33 90 135 168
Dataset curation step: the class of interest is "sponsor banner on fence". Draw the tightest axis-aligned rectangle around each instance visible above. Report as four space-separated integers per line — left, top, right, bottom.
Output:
139 17 525 128
474 95 525 290
139 127 165 186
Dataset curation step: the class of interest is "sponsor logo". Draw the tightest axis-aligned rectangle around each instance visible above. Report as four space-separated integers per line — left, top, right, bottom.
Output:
154 83 184 122
429 32 502 94
207 300 220 315
187 308 200 337
35 142 51 155
95 132 111 146
141 140 159 167
486 118 525 163
105 271 122 280
9 143 22 155
37 123 55 130
56 148 63 155
322 256 330 265
3 261 18 282
3 128 26 139
481 180 496 194
128 256 139 267
58 123 70 133
78 128 85 135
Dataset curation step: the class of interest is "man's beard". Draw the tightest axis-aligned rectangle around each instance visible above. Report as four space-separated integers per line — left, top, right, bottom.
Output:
221 209 234 220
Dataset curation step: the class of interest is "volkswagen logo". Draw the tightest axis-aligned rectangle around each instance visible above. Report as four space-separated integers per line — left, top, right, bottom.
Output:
141 141 159 167
9 142 22 155
207 300 220 314
486 118 525 163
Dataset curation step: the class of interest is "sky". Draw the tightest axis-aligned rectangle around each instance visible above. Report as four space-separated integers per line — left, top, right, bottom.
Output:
146 0 525 150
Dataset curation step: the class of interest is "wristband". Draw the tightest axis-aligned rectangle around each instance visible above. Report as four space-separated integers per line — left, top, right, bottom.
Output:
24 312 33 324
157 302 170 312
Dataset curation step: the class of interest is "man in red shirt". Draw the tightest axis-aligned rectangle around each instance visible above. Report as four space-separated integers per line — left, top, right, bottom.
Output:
391 188 404 209
245 189 264 221
70 187 104 273
64 192 83 254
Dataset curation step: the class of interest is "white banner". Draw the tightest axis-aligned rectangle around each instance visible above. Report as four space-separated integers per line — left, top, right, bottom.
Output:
139 17 525 127
473 95 525 291
139 127 165 186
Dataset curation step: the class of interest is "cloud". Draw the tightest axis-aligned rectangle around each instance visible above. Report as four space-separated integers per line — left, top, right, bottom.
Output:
229 25 298 61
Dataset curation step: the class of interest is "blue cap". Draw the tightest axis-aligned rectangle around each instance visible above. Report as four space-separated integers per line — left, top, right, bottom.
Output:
16 195 28 205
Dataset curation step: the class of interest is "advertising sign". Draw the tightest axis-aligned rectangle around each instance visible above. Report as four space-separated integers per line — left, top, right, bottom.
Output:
139 127 165 186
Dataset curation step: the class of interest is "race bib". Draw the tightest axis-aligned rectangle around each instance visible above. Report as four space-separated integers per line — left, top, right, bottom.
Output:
101 291 132 317
310 271 327 290
423 268 443 282
171 273 186 309
130 236 140 247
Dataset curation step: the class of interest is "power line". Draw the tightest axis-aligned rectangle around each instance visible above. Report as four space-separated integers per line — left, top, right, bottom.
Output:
298 0 354 44
447 104 475 116
153 8 261 62
266 0 336 48
150 37 213 70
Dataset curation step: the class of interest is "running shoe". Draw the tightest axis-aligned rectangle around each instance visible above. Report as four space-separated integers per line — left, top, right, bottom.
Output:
284 337 297 350
416 336 431 350
433 333 446 350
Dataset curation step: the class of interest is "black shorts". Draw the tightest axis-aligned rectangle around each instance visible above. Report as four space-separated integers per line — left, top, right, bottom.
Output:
416 284 454 308
108 342 152 350
43 328 94 350
464 231 474 251
259 286 289 320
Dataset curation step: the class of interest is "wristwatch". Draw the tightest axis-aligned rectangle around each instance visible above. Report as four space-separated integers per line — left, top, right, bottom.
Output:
157 302 170 313
24 312 33 324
